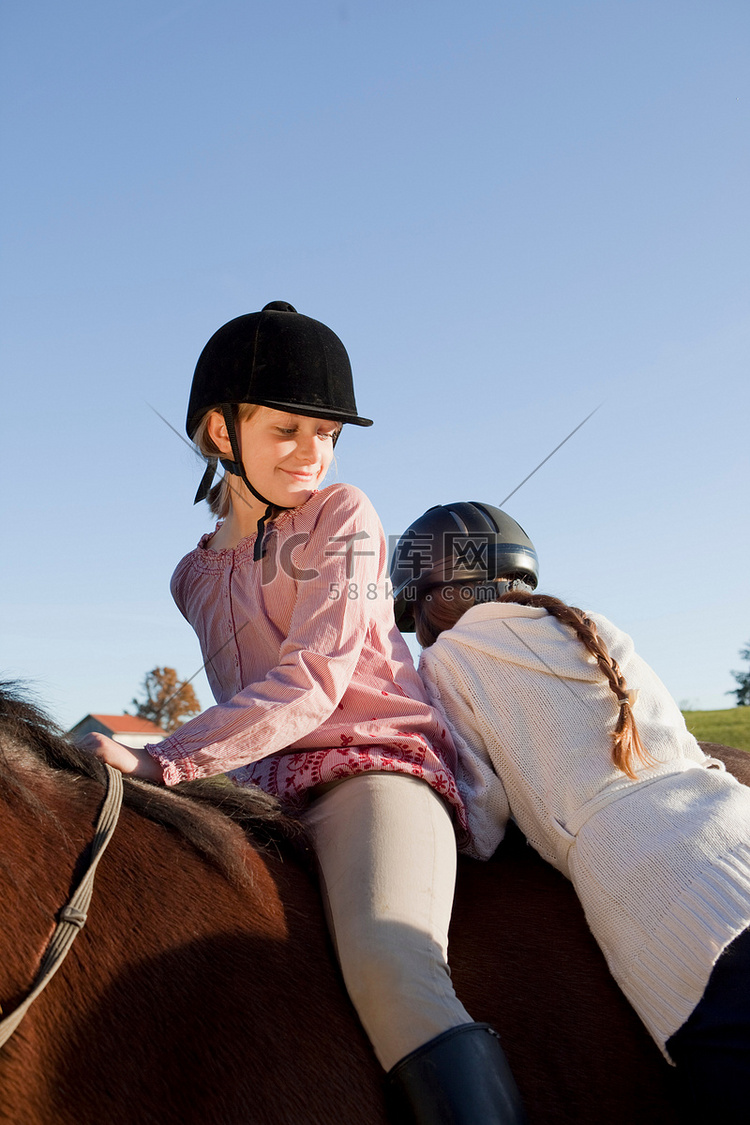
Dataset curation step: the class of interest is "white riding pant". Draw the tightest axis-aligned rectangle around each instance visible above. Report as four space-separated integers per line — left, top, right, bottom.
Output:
302 771 473 1070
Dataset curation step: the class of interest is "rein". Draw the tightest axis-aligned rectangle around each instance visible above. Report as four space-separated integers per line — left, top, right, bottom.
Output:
0 763 124 1049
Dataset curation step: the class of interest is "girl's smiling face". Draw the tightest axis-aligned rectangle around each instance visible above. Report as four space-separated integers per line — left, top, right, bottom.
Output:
209 405 340 512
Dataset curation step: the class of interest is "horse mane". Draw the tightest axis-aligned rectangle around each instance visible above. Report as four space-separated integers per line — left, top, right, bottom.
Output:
0 682 304 887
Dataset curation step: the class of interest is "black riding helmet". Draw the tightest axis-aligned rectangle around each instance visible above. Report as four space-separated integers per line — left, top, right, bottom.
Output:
187 301 373 559
390 502 539 632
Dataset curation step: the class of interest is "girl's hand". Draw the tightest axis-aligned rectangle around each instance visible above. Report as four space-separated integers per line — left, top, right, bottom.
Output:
78 732 164 782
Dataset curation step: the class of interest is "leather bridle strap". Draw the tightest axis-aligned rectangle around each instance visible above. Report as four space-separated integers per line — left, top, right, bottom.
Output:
0 764 124 1049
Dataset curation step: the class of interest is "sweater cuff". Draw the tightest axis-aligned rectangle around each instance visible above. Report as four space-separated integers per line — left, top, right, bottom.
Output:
144 739 198 786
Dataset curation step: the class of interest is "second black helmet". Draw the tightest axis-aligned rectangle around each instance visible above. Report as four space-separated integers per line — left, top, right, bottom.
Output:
390 502 539 632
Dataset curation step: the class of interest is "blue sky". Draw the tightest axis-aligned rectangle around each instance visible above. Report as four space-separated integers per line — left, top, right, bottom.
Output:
2 0 748 729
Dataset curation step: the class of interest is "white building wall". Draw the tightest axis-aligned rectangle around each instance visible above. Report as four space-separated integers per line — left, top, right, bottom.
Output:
68 716 164 749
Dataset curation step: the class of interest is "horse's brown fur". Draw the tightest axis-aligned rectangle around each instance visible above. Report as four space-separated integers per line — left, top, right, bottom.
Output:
0 720 385 1123
0 683 300 885
1 685 748 1124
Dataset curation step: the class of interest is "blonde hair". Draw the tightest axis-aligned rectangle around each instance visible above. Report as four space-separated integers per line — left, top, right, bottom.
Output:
416 581 655 780
191 403 259 519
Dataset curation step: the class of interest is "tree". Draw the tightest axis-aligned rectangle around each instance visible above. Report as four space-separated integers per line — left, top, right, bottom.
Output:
131 667 201 733
727 641 750 707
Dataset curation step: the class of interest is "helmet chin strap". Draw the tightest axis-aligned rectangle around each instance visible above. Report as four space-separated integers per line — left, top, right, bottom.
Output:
220 403 294 561
192 404 291 561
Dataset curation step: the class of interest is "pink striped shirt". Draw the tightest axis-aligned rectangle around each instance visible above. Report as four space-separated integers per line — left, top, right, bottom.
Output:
146 483 466 831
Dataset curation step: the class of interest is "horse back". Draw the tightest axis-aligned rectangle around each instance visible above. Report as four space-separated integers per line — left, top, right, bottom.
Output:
449 741 748 1124
0 769 386 1125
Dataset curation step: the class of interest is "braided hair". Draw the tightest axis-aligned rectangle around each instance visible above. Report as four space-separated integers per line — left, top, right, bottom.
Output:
496 591 655 779
415 581 655 780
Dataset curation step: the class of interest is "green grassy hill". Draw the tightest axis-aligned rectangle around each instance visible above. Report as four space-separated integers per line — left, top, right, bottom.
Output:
682 707 750 752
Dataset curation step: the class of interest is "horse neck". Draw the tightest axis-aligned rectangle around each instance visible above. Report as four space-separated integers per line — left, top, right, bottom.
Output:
0 768 102 1009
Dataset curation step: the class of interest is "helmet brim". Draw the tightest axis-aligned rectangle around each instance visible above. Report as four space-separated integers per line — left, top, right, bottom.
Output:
254 398 373 427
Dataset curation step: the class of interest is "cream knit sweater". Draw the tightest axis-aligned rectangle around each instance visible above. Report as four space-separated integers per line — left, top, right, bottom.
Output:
419 602 750 1057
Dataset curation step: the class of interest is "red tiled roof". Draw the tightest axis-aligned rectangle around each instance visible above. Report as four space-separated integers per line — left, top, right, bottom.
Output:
90 714 165 735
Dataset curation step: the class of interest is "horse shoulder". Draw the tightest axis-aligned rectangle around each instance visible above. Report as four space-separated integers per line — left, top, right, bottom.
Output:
0 777 386 1125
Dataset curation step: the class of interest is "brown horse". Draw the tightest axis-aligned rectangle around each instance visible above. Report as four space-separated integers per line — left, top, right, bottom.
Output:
1 685 748 1125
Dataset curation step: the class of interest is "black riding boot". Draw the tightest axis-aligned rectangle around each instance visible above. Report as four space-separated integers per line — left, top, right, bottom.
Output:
385 1022 527 1125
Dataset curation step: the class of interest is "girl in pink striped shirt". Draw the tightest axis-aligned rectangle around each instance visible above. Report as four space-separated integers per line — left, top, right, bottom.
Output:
84 302 525 1125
